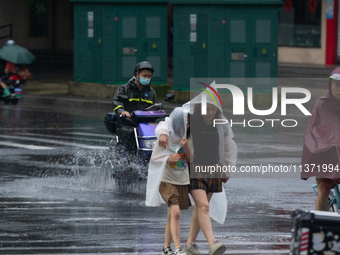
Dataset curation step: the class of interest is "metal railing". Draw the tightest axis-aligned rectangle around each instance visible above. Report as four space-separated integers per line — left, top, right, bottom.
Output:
0 23 12 40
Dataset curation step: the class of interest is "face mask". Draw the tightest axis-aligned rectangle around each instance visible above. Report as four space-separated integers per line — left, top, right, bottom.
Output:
139 77 150 86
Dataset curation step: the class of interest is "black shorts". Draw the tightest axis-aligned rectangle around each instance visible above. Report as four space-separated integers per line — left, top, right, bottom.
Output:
189 163 223 193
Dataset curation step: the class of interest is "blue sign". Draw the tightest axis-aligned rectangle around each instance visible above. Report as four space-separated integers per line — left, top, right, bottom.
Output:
326 0 334 19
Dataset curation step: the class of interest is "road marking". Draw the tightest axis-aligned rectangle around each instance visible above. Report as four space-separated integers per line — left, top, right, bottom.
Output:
0 201 67 204
0 127 93 131
64 132 113 138
15 132 106 143
0 240 289 246
0 231 290 254
3 207 107 211
226 242 289 246
0 141 53 150
0 134 106 150
218 250 289 254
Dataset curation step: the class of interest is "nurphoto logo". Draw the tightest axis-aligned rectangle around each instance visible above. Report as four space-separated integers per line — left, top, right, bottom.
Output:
197 81 312 128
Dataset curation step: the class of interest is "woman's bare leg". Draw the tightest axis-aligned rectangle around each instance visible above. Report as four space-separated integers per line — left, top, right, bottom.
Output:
186 190 214 246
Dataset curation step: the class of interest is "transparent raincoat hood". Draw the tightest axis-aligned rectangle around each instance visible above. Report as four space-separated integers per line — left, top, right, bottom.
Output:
168 107 189 151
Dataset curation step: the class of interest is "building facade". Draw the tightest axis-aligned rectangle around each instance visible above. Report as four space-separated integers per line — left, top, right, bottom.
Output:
0 0 73 53
3 0 340 83
278 0 339 65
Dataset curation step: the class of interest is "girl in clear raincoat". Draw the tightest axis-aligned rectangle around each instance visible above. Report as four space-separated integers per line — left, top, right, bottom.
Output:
146 107 193 255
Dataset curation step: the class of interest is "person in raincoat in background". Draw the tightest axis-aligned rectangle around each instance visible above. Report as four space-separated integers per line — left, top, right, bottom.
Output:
301 67 340 211
153 81 237 255
146 107 192 255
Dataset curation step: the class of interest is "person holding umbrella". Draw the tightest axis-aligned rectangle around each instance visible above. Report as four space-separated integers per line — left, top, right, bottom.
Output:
0 42 35 97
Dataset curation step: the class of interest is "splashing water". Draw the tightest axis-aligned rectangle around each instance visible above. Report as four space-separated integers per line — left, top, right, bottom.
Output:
0 140 150 205
41 146 149 195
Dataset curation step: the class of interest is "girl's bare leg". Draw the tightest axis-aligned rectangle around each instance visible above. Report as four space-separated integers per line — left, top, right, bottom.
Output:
164 209 172 248
169 204 182 249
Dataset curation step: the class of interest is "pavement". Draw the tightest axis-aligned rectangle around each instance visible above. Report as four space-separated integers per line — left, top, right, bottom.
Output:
0 99 316 255
1 63 336 254
20 80 113 109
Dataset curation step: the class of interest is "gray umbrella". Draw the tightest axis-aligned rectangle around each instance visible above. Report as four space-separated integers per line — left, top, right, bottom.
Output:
0 45 36 64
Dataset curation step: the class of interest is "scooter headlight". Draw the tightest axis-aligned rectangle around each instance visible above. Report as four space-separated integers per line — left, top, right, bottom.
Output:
143 139 157 149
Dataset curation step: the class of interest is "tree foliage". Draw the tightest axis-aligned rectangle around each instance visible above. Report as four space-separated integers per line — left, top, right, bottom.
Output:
22 0 49 14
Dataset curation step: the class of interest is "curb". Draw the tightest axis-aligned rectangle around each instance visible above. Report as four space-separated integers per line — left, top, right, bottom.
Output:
21 95 112 108
19 95 182 112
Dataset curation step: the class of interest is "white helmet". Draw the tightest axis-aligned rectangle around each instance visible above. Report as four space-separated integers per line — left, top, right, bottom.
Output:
5 40 15 46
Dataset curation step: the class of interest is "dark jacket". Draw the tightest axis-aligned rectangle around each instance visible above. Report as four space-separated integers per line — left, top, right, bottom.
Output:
112 79 157 128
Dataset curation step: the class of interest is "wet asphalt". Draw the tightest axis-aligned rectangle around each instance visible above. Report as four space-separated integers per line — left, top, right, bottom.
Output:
0 97 317 254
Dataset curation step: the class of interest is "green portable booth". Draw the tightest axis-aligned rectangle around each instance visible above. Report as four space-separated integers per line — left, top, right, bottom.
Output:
71 0 168 84
171 0 282 90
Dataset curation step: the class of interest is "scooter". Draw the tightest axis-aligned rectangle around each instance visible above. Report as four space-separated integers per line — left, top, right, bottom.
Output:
103 93 175 190
0 74 23 105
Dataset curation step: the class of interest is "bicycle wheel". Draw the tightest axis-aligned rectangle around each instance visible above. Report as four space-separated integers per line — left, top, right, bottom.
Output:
328 193 339 212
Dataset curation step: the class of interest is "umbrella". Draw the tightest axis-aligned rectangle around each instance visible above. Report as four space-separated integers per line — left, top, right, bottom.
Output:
0 45 35 64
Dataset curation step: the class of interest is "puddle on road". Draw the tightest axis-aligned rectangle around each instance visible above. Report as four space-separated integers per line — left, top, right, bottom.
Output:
0 145 149 206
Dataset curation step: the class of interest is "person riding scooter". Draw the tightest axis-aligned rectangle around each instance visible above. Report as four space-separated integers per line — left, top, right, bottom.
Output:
112 61 157 154
0 40 16 96
0 61 18 97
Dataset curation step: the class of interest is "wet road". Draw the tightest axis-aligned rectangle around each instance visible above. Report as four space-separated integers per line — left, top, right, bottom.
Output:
0 100 316 254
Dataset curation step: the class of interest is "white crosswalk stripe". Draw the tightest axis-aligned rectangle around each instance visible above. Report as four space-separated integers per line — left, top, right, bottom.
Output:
64 132 113 138
16 132 107 143
0 134 107 150
0 247 289 254
0 141 54 150
0 242 290 254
